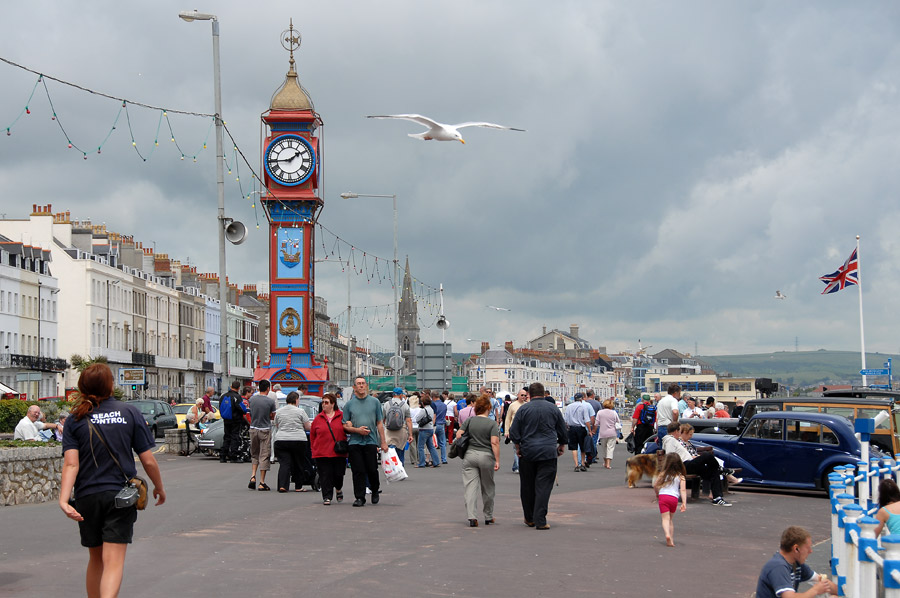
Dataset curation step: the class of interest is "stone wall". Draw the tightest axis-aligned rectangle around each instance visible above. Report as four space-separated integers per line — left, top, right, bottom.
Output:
0 446 63 506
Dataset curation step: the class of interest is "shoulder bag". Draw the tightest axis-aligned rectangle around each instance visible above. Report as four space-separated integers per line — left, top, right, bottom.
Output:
324 416 349 454
87 420 148 510
448 419 470 459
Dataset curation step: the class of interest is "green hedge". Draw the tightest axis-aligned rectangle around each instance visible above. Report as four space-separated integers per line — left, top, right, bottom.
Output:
0 400 69 433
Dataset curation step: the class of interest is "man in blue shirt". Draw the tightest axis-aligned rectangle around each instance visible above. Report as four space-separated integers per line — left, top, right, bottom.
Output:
430 390 448 464
343 376 388 507
756 526 836 598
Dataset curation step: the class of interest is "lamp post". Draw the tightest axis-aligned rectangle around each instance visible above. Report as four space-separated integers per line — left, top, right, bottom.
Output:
179 9 229 392
340 192 399 386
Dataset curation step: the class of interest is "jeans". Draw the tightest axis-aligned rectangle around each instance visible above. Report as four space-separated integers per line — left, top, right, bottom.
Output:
657 427 669 443
434 424 447 463
512 451 519 471
388 443 406 466
417 428 440 467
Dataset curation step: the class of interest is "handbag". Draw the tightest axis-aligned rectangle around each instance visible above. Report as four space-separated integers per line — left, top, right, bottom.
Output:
449 421 470 459
324 417 349 454
87 420 149 510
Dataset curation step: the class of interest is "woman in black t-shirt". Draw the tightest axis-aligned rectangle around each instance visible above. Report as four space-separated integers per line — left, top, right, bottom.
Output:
59 363 166 598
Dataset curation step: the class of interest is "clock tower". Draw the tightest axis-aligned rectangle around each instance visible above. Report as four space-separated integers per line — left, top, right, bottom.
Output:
253 22 328 395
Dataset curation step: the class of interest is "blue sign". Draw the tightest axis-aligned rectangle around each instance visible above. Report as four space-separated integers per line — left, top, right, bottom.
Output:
869 384 892 389
860 368 890 376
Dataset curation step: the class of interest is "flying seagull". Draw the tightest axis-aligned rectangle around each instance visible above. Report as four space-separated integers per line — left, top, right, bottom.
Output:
367 114 525 143
774 290 787 300
486 305 511 311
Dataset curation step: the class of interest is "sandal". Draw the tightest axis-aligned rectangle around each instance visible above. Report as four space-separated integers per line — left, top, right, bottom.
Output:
336 491 343 503
295 488 308 492
278 488 288 493
258 482 271 491
323 499 331 505
248 477 257 490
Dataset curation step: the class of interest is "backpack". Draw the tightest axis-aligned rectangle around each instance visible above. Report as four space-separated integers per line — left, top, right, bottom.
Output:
639 403 657 426
219 394 233 419
385 400 405 431
418 407 433 427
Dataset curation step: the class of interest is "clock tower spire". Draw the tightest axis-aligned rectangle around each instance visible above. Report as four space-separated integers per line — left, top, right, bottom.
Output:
253 20 328 394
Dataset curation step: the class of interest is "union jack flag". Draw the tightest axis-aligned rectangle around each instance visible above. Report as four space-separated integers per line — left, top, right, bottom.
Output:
820 248 859 294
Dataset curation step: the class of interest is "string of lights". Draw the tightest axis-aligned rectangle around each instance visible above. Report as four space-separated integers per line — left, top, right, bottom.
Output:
1 57 445 322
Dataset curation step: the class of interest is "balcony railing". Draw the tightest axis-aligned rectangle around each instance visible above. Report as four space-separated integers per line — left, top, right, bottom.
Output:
132 352 156 367
9 353 68 372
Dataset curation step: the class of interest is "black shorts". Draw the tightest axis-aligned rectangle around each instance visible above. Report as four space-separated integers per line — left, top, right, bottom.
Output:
567 426 587 450
75 490 137 547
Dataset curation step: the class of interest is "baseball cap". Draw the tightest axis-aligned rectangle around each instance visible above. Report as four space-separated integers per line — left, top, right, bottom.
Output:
393 387 405 395
573 392 584 400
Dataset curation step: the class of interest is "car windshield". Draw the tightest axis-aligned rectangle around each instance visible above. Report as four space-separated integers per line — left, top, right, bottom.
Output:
133 402 155 415
173 405 193 415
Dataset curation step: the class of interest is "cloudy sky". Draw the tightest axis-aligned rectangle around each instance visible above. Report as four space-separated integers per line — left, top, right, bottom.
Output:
2 1 900 357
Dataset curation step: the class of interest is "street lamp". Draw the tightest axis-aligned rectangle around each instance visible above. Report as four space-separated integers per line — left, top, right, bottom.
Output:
179 10 229 391
341 192 399 386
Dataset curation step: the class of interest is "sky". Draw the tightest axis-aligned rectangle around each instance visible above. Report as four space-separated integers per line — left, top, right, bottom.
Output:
2 1 900 358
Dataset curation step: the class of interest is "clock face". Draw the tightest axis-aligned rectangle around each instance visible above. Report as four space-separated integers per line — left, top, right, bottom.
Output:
265 135 315 186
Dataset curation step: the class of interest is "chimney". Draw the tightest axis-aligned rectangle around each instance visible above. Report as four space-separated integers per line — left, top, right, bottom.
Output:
542 325 547 335
481 341 490 353
505 341 514 352
570 324 579 338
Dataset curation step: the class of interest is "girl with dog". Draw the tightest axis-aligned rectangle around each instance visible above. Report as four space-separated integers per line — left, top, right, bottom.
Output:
653 453 687 547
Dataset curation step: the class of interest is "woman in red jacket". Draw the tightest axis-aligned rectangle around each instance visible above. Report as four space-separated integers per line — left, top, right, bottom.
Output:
310 393 348 505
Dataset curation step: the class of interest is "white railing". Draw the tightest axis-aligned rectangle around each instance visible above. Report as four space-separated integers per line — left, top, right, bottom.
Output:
829 416 900 597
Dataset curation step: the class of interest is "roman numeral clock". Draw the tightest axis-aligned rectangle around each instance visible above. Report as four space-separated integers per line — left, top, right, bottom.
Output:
253 21 329 395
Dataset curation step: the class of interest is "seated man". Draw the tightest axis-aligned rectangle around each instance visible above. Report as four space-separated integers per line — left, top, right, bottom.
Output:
661 422 731 507
681 397 704 419
14 405 60 441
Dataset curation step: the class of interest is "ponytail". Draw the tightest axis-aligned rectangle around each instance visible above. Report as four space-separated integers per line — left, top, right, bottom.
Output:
71 363 114 421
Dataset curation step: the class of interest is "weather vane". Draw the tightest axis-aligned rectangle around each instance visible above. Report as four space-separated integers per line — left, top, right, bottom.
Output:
281 19 301 62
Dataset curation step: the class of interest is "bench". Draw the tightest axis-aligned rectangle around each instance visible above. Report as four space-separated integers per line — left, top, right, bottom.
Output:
655 449 741 501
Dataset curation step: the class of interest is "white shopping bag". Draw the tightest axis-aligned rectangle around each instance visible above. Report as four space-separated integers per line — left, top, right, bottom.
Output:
381 447 408 482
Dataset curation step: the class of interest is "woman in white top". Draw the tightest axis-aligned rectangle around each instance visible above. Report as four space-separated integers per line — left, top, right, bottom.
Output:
409 399 422 465
273 391 311 493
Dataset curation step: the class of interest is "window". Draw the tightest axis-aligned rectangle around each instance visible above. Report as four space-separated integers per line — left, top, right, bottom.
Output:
744 418 782 440
823 407 854 422
858 408 891 431
786 419 823 443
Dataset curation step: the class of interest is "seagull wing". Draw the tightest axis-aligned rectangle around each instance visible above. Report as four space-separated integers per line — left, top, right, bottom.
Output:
367 114 444 130
452 121 526 132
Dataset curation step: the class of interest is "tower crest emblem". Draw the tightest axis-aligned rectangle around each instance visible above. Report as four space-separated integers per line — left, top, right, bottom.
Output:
279 238 301 268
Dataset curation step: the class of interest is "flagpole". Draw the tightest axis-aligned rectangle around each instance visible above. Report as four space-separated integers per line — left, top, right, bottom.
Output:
857 235 867 387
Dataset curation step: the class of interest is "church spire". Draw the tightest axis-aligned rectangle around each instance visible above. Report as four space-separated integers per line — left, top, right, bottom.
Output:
398 256 420 372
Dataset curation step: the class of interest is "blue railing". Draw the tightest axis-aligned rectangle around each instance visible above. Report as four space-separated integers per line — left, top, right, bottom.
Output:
829 416 900 597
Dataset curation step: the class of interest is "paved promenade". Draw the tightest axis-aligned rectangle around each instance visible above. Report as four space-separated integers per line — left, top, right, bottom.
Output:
0 441 833 597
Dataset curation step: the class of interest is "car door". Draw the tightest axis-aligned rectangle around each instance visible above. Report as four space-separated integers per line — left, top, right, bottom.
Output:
781 418 832 488
736 417 785 483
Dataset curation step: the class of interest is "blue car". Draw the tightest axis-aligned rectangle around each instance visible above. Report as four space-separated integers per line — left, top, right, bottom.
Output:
652 412 875 491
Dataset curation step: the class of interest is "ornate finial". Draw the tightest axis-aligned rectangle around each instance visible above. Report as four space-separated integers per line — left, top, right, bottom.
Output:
270 19 314 111
281 19 301 71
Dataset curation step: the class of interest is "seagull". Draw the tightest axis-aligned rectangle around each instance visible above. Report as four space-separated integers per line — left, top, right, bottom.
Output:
774 290 787 300
486 305 511 311
367 114 525 143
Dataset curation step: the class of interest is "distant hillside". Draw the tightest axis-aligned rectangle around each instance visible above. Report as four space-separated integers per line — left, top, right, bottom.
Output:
698 350 898 388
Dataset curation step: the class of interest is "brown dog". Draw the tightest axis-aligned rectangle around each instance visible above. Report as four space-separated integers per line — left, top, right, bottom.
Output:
625 453 657 488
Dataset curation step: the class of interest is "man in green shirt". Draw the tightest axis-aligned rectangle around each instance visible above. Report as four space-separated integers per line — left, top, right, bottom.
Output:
343 376 388 507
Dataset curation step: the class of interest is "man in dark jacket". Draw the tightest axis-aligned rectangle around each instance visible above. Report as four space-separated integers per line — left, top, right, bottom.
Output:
220 380 248 463
508 382 568 530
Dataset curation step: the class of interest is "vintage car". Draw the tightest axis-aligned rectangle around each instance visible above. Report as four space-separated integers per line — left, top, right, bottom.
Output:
683 390 899 454
687 411 877 491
